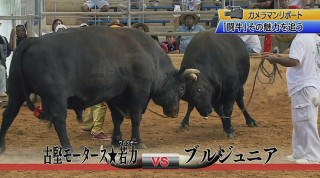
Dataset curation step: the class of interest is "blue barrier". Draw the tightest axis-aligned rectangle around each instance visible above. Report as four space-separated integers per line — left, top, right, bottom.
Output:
144 6 174 11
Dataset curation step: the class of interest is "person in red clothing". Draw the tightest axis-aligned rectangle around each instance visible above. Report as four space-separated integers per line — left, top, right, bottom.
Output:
162 31 179 54
151 36 168 53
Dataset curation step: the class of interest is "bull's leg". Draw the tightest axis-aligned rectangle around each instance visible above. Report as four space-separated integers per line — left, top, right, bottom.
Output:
74 109 83 123
213 105 224 116
221 104 235 139
108 104 124 147
214 105 234 138
49 100 72 151
128 92 148 149
0 96 24 154
179 102 194 129
236 87 257 127
130 111 147 149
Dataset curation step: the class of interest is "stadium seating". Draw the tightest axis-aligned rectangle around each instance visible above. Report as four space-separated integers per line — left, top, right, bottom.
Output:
87 19 170 26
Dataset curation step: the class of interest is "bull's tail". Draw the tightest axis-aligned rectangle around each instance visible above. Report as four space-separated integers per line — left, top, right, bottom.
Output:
11 38 37 112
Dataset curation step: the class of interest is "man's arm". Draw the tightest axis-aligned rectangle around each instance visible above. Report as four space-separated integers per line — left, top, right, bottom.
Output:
264 54 299 67
8 29 15 51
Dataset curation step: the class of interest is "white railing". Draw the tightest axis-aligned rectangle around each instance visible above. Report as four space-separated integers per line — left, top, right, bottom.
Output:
2 0 259 38
39 1 221 34
0 14 39 49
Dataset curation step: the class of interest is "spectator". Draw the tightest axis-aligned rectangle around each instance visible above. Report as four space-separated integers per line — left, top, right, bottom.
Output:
162 31 179 54
310 0 320 8
51 19 64 33
81 0 109 12
108 19 124 28
263 34 320 164
286 0 300 8
0 22 11 101
248 0 274 9
151 35 169 53
238 35 262 54
55 24 67 32
176 13 205 53
9 24 27 51
173 0 201 30
81 103 111 140
132 23 149 32
149 0 160 7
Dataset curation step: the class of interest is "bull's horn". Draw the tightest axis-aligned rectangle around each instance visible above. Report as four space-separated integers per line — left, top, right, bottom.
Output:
183 68 200 76
189 73 198 81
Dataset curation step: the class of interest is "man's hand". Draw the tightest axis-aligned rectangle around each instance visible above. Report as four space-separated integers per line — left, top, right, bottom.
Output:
263 53 279 65
10 29 16 39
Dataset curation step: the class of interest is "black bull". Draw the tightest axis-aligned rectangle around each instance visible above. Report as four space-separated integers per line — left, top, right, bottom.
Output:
180 31 257 138
0 26 194 153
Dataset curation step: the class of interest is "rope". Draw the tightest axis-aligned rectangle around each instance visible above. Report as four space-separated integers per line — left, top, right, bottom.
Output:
257 57 283 84
146 107 167 118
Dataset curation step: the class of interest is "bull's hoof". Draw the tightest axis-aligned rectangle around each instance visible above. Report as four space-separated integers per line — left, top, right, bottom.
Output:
227 132 235 139
247 120 258 127
179 123 189 130
111 135 122 147
0 145 6 154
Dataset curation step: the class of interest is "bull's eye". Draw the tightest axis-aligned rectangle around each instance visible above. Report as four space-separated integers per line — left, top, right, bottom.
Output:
197 88 201 93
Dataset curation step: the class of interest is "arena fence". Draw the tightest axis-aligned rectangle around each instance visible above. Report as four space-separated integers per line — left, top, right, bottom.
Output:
0 0 286 38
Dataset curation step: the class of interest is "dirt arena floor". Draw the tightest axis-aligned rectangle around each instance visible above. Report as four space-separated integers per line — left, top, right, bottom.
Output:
1 56 320 177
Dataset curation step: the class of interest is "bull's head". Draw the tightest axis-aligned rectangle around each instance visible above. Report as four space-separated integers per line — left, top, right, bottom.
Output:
153 71 186 118
183 68 213 117
152 69 201 118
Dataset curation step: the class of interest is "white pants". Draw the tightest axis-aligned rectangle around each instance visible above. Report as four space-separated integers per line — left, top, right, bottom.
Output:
84 0 109 9
291 87 320 162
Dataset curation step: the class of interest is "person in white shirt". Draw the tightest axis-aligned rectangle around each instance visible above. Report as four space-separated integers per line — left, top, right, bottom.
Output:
81 0 109 12
263 34 320 164
55 24 67 32
238 35 262 53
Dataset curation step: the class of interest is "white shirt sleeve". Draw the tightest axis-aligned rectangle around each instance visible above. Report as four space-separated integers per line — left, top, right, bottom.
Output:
289 36 305 63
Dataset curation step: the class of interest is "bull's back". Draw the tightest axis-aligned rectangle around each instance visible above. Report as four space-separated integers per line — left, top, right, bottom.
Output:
181 30 250 84
21 28 158 83
16 27 171 103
